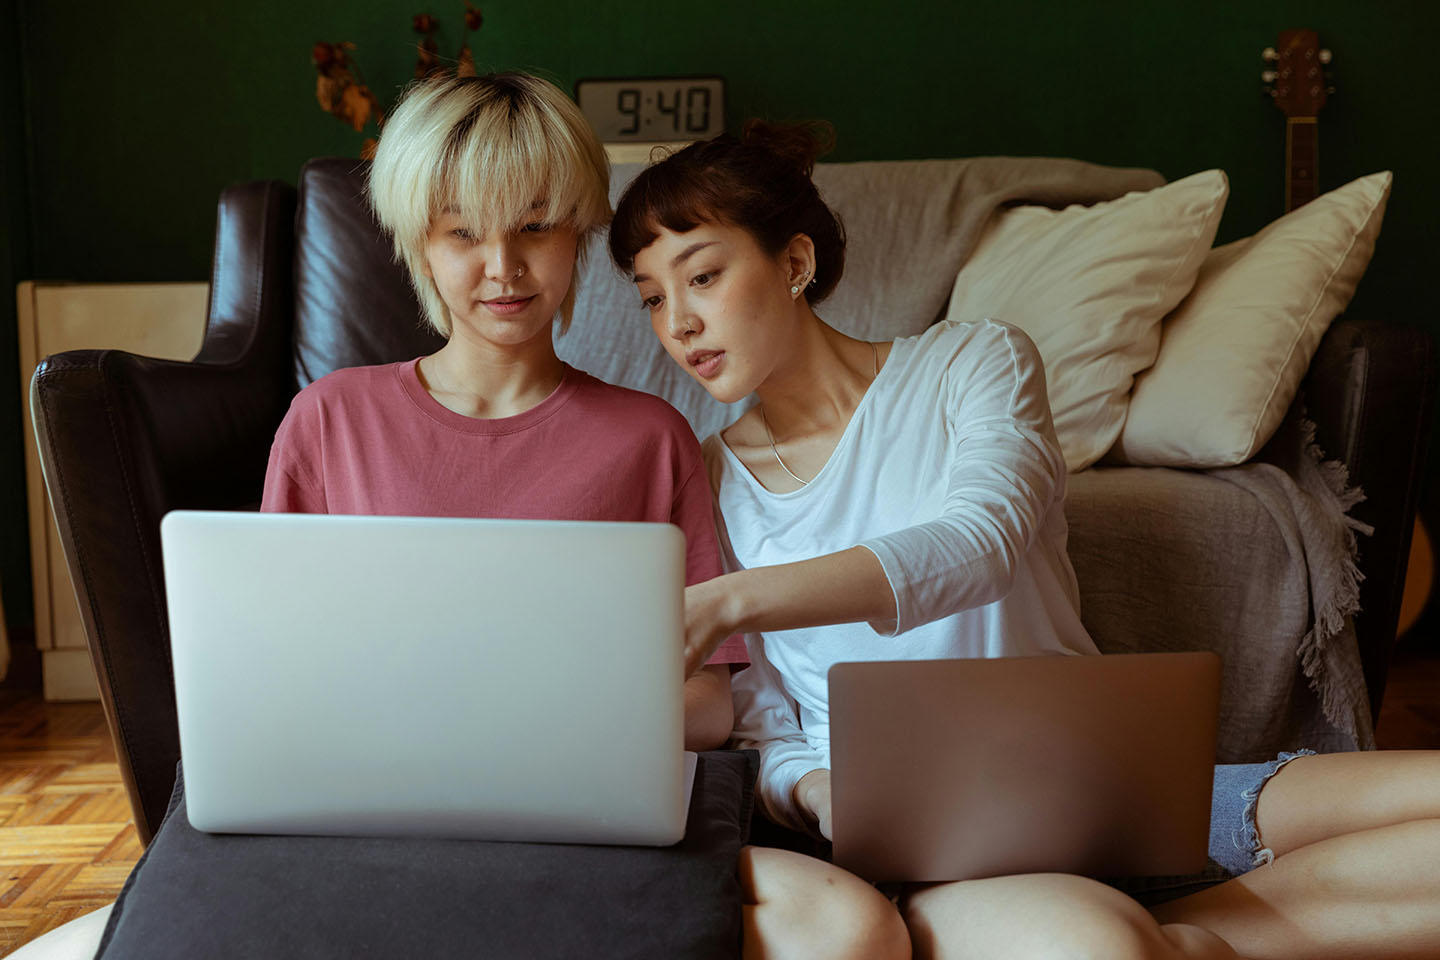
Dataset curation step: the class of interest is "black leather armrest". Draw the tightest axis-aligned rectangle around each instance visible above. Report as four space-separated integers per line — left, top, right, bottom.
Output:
32 351 293 844
198 180 299 369
1302 316 1438 720
29 178 299 843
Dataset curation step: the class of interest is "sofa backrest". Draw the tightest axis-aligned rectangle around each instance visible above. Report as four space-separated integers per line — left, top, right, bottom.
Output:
288 154 1154 440
292 158 446 389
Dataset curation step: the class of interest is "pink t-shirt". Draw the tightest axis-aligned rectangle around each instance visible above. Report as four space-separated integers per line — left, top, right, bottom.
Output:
261 359 747 665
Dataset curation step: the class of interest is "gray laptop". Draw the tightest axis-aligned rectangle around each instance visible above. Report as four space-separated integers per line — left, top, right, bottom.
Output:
828 651 1221 882
161 510 694 846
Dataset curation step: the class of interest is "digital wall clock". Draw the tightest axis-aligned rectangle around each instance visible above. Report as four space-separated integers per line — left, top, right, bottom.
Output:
574 76 726 143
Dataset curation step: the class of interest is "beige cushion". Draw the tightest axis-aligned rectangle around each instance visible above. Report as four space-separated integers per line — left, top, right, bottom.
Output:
1112 171 1393 468
944 170 1229 471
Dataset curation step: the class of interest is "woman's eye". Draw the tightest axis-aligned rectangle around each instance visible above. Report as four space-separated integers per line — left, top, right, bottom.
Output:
691 272 715 287
450 228 475 241
522 221 550 233
640 294 663 310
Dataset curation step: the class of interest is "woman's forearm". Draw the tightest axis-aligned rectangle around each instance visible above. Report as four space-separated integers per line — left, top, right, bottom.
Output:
727 545 896 636
793 768 834 839
684 546 897 676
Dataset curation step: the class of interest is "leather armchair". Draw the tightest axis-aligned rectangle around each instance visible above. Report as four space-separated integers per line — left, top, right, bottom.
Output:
32 159 444 843
30 157 1438 844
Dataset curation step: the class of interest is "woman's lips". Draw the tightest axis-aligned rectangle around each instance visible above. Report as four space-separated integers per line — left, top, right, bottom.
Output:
482 295 536 317
690 350 724 379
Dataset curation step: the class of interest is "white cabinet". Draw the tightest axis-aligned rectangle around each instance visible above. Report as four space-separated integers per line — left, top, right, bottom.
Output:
16 281 209 700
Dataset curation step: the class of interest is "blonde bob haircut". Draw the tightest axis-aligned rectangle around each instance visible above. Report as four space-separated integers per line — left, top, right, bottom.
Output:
368 72 611 337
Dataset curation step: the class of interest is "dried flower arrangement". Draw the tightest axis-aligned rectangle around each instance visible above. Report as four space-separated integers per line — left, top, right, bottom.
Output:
312 4 484 158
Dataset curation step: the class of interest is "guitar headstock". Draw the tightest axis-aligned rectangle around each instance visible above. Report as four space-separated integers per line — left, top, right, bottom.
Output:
1261 28 1333 117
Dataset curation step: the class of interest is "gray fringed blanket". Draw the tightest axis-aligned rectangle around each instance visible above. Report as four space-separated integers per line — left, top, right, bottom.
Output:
1212 403 1374 749
1065 400 1374 759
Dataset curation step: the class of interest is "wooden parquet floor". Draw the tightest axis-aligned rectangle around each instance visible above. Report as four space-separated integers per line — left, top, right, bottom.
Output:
0 690 138 956
1374 638 1440 749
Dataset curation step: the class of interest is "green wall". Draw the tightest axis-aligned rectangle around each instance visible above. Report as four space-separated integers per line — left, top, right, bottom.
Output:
3 0 33 631
4 0 1439 627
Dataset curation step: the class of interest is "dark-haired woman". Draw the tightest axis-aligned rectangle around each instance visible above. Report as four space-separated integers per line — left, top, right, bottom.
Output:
610 123 1440 960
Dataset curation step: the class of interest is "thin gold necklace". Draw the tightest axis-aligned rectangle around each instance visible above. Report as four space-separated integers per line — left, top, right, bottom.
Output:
759 342 879 488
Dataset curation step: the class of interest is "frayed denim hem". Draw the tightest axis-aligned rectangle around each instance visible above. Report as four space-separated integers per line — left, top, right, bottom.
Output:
1234 748 1317 869
1108 749 1321 906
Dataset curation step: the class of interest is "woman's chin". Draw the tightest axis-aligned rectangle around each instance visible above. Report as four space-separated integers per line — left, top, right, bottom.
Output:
672 355 757 404
694 376 750 405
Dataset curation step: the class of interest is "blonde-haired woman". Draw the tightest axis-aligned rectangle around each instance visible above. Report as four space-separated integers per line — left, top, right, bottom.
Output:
262 72 747 746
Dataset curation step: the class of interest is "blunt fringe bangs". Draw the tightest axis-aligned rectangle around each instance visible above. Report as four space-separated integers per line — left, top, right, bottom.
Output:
368 72 611 336
609 121 845 305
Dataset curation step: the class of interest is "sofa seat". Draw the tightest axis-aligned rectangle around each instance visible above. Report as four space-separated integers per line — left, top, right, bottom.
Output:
1068 462 1368 761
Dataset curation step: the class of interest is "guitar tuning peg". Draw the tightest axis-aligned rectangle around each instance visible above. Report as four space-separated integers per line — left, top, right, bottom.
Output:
1326 86 1336 95
1262 46 1279 61
1319 48 1333 64
1261 70 1278 84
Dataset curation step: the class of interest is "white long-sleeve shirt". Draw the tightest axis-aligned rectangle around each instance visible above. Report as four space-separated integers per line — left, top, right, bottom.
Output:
708 319 1100 830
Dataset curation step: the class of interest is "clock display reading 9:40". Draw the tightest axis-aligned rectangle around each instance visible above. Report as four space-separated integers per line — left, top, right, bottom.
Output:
575 77 726 143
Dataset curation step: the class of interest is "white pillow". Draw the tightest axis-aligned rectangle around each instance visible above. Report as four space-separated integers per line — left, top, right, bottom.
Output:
944 170 1229 471
1111 171 1392 468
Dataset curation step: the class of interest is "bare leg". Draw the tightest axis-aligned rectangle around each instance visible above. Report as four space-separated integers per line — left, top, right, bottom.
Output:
1249 751 1440 856
1154 818 1440 959
739 845 910 960
1154 751 1440 959
903 873 1239 960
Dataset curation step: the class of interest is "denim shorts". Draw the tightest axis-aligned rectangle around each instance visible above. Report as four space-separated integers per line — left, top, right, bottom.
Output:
1104 749 1316 906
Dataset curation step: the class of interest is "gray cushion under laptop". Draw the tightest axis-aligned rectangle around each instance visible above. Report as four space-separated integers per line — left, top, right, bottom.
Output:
123 511 756 957
94 752 756 959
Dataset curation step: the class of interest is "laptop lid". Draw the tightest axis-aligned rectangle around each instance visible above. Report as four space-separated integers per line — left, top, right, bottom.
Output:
161 510 688 846
828 651 1220 883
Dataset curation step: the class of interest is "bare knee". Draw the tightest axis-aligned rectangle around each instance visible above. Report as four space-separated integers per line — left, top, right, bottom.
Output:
903 874 1203 960
817 885 910 960
741 846 909 960
1044 908 1199 960
1159 923 1240 959
744 880 909 960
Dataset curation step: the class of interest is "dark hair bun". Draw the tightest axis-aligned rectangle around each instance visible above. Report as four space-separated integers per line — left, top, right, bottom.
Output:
739 119 836 178
609 118 847 306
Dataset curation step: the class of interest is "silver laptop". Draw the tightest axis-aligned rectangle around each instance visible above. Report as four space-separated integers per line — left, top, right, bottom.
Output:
828 651 1221 882
161 510 694 846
